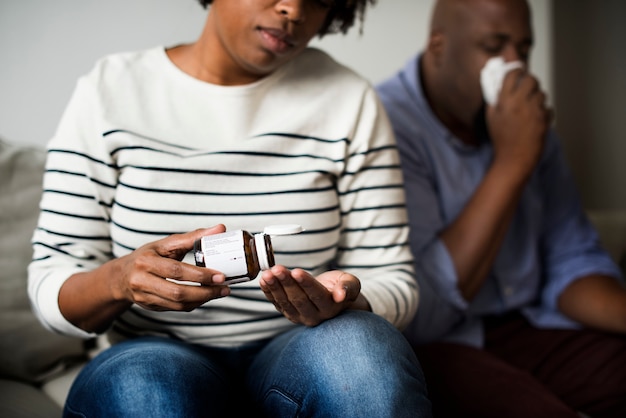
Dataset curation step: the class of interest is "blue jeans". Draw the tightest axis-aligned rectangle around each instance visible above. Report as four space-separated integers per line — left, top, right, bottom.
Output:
64 311 432 417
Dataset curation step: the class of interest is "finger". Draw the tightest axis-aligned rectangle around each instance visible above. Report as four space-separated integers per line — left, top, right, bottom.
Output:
260 268 296 316
145 255 226 286
332 272 360 304
270 267 325 324
273 268 309 319
281 269 325 320
291 269 330 310
500 67 525 96
532 90 546 107
259 271 278 306
153 224 227 260
520 76 542 102
163 276 230 305
130 271 230 312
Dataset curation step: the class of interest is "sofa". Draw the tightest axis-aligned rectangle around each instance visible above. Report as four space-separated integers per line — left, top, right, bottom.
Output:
1 137 625 417
0 138 93 418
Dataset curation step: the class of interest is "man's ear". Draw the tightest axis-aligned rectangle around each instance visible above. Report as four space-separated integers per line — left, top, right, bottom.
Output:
427 32 445 66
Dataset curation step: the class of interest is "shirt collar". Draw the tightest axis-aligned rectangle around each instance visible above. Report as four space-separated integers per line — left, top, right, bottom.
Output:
407 53 490 154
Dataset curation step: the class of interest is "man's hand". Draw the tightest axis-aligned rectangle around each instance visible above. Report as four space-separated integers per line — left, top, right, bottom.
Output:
487 68 553 179
559 275 626 334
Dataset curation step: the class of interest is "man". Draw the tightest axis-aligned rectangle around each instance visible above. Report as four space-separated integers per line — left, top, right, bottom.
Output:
376 0 626 417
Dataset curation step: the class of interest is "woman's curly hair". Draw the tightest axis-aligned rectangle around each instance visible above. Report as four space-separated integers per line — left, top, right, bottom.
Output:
196 0 376 37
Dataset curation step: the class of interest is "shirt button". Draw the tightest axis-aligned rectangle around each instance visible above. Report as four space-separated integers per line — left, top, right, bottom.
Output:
503 286 514 297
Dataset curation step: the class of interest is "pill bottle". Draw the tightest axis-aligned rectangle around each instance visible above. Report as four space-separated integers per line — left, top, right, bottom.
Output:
193 224 303 285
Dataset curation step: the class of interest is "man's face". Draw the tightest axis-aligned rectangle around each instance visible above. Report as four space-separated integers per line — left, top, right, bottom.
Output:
440 0 534 123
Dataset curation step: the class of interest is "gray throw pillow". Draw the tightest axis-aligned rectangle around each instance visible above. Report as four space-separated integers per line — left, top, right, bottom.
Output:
0 138 86 384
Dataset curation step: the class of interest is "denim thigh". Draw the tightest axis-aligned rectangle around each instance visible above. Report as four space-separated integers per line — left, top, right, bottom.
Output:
246 310 432 418
63 336 235 418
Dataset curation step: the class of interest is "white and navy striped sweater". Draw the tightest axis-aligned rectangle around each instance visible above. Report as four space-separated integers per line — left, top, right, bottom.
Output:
28 47 418 347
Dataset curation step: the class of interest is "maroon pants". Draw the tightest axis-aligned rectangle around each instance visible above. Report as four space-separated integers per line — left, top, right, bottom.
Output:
415 312 626 418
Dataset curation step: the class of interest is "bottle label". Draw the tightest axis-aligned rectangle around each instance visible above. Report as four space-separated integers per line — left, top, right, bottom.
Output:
200 231 248 278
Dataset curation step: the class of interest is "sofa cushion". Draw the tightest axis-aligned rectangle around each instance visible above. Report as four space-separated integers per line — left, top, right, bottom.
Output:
0 379 63 418
0 138 86 384
0 139 45 312
0 310 87 384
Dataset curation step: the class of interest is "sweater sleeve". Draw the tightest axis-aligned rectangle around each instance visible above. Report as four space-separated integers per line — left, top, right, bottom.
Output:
28 73 117 339
334 86 419 330
394 129 468 342
375 71 470 342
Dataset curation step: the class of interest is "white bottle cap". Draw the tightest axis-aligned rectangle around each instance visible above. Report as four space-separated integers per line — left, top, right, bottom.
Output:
263 224 304 236
254 233 272 270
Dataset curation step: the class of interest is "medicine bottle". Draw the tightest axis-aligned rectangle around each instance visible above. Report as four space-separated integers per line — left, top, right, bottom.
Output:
193 224 303 285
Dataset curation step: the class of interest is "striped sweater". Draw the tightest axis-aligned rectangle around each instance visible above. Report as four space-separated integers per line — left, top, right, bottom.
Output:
28 46 418 347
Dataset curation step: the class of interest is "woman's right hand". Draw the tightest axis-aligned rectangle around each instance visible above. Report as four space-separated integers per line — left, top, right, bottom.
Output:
59 224 230 333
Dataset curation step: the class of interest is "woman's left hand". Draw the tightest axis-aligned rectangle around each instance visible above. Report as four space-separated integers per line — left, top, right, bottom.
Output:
259 266 362 326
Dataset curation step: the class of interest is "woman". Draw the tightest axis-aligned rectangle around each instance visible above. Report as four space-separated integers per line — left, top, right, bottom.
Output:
28 1 431 416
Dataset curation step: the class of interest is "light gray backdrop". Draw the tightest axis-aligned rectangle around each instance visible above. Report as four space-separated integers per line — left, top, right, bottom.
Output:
0 0 552 146
2 0 623 210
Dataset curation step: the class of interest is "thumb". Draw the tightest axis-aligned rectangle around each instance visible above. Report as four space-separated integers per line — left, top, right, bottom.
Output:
157 224 227 259
333 272 360 303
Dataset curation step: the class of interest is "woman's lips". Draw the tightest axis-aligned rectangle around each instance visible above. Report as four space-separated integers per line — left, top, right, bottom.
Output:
258 28 295 54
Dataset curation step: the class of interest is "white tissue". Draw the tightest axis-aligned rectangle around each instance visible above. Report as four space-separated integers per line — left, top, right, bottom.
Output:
480 56 523 105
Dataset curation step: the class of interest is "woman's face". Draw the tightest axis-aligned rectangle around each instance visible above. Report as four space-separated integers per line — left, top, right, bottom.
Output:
205 0 333 83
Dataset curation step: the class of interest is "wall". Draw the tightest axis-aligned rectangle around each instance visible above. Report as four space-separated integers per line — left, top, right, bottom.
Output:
0 0 551 148
0 0 208 147
553 0 626 210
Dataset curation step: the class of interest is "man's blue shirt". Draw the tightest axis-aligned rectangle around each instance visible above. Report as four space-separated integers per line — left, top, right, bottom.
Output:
376 54 622 347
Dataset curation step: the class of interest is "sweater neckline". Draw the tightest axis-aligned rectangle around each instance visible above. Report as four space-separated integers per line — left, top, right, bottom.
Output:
154 45 292 96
